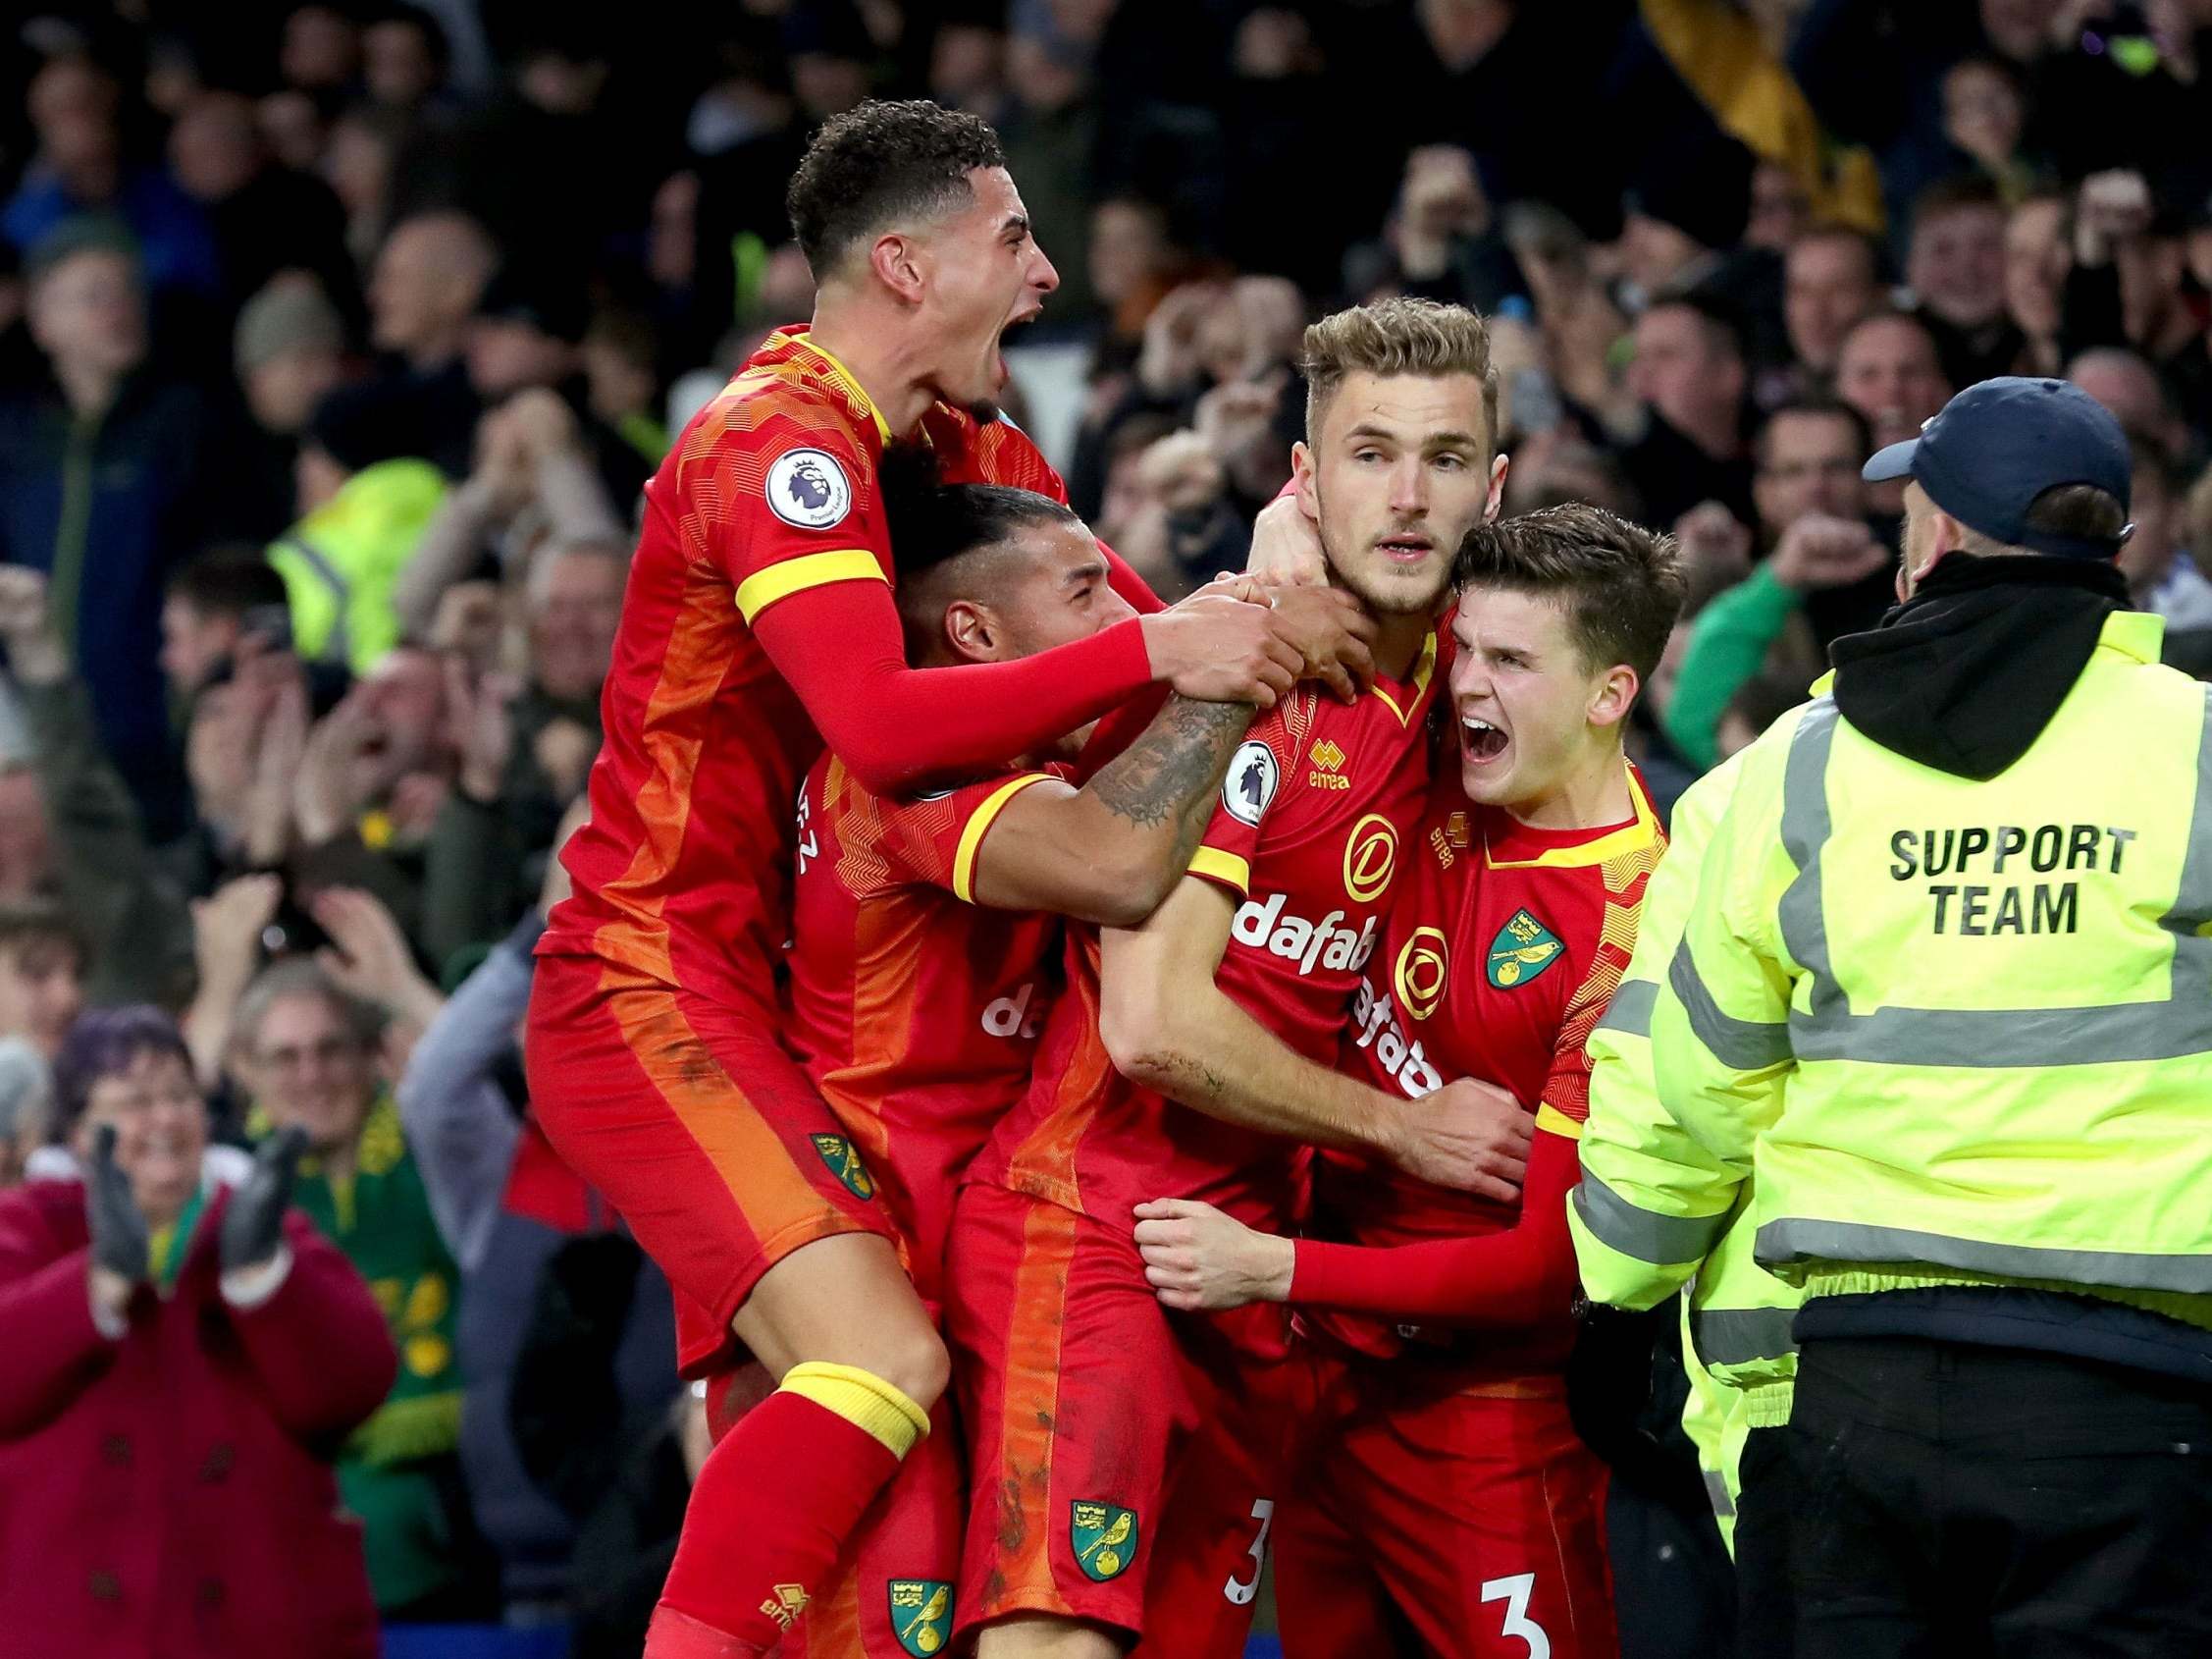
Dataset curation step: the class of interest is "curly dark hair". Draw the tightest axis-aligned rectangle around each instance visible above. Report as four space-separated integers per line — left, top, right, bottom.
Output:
785 99 1007 278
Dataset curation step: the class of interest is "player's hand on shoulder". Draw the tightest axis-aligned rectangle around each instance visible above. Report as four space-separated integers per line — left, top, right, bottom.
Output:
1140 589 1302 709
1133 1198 1293 1311
1384 1077 1532 1201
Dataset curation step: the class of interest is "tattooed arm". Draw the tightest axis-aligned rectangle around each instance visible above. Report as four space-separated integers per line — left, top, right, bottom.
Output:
967 697 1253 926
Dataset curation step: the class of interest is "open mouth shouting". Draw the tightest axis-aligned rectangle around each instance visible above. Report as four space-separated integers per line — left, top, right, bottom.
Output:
993 303 1043 386
1461 711 1508 766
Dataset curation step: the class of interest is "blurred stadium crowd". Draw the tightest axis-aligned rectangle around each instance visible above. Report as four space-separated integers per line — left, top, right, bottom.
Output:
4 0 2212 1654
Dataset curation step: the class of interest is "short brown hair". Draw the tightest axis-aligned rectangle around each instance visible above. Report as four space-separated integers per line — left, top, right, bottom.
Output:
1453 504 1687 685
1301 297 1499 453
0 897 84 971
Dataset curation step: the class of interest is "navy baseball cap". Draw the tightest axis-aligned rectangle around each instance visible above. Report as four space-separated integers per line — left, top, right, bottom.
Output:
1862 376 2133 560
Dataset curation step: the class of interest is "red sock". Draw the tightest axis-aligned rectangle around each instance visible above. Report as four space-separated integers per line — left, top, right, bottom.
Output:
649 1365 926 1655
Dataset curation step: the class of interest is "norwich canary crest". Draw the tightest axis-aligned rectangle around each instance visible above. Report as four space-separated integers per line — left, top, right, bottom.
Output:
811 1133 876 1200
1071 1501 1139 1581
887 1579 953 1655
1488 908 1563 989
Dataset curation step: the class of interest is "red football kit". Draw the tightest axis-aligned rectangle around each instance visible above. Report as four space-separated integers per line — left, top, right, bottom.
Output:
525 326 1160 1375
1274 766 1663 1659
946 634 1442 1652
773 754 1075 1659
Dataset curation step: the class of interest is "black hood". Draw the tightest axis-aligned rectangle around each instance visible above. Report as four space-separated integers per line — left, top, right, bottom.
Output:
1827 555 2129 780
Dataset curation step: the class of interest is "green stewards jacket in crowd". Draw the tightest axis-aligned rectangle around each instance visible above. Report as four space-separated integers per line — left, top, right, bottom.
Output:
1573 745 1800 1550
270 458 448 676
1570 611 2212 1426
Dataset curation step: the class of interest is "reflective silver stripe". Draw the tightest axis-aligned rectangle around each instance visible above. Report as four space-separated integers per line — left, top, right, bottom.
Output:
1690 1306 1799 1366
1668 943 1792 1071
1775 697 1842 1021
1597 978 1658 1038
1703 1468 1736 1521
1777 687 2212 1068
1756 1217 2212 1296
1570 1173 1730 1265
274 534 350 664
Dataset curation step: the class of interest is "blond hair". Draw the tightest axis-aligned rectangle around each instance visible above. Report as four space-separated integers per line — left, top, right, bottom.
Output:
1301 297 1500 452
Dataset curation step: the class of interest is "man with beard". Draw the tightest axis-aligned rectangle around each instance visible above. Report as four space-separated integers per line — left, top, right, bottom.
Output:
948 298 1526 1659
1133 505 1686 1659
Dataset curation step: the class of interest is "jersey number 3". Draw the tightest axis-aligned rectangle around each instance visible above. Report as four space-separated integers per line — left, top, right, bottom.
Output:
1481 1573 1552 1658
1223 1498 1275 1607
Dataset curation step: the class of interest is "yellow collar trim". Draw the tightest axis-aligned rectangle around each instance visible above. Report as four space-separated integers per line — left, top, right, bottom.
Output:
1483 763 1660 870
1371 630 1440 726
781 333 892 447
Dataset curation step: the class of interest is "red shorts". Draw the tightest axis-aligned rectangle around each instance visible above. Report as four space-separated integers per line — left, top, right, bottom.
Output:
942 1181 1292 1651
525 953 891 1374
1133 1335 1301 1659
1275 1344 1617 1659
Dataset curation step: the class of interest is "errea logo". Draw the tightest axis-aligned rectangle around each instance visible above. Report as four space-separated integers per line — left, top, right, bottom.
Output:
1308 738 1349 791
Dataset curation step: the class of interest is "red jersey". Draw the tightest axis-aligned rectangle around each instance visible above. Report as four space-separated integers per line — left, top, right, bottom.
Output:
782 754 1069 1301
538 326 1091 1012
1314 765 1663 1358
971 632 1445 1234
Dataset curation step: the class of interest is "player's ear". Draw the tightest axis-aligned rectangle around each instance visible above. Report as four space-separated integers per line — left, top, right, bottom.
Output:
1484 452 1509 523
1587 663 1639 730
869 232 928 305
942 598 1001 664
1291 443 1319 523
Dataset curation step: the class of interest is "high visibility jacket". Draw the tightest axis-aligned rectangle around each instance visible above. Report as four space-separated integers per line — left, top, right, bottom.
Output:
1582 612 2212 1334
269 458 448 675
1571 748 1800 1544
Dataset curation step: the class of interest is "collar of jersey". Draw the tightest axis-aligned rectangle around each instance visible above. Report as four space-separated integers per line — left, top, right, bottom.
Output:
1369 628 1439 726
773 327 893 448
1482 761 1659 869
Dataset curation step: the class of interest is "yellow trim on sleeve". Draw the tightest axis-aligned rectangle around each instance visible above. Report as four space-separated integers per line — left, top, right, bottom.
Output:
951 774 1055 903
735 549 886 623
1187 845 1252 896
1534 1102 1584 1141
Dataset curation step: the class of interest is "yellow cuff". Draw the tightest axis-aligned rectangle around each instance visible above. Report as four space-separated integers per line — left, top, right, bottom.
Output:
781 1361 932 1458
1187 845 1250 895
952 774 1053 902
1534 1102 1583 1141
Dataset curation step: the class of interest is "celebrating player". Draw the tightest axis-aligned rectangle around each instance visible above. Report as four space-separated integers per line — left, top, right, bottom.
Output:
776 479 1367 1655
945 297 1531 1659
525 100 1352 1659
1133 504 1687 1658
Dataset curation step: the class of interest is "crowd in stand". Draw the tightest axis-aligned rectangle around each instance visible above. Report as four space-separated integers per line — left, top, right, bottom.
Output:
5 0 2212 1653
